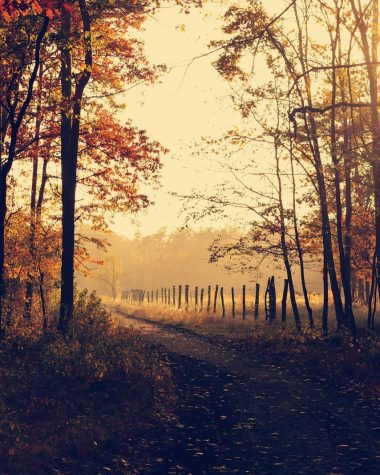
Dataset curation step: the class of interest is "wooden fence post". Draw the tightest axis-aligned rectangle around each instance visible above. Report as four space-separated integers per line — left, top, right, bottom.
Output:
164 288 167 305
207 285 211 313
281 279 289 325
168 288 171 306
265 278 270 320
213 285 219 314
178 285 182 309
220 287 225 317
242 285 246 320
161 287 164 304
173 285 176 308
200 288 204 310
254 283 260 319
195 286 199 308
269 276 276 323
185 285 189 310
231 287 235 318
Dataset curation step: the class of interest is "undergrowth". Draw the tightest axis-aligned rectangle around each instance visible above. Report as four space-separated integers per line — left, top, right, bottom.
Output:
0 291 173 474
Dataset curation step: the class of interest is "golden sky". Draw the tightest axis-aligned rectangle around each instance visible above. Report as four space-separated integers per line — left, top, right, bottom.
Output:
112 1 285 238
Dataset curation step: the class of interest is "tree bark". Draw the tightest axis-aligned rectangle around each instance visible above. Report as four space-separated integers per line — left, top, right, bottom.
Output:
58 0 92 334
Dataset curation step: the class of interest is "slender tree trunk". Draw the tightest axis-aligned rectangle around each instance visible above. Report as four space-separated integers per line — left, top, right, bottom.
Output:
340 42 355 326
39 267 47 330
350 0 380 310
372 277 377 330
36 152 49 213
322 254 329 335
281 278 289 327
368 252 376 330
0 17 48 337
292 3 347 331
0 172 7 338
290 132 313 327
330 34 356 336
275 137 302 332
24 66 44 320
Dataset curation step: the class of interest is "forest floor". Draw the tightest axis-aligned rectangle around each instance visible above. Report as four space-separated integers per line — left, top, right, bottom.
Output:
112 308 380 475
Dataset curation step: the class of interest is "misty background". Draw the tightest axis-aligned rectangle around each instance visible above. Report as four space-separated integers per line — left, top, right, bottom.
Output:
78 227 323 299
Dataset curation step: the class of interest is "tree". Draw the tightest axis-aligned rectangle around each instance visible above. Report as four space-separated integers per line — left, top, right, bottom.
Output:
57 0 93 334
0 14 49 336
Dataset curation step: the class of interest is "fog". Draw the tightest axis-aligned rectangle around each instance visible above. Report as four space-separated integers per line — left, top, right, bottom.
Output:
78 227 323 299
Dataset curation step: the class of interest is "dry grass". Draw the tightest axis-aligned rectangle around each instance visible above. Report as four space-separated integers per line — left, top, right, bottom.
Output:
107 293 374 340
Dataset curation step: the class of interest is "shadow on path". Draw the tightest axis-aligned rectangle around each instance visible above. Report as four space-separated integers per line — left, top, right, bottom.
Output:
114 309 380 475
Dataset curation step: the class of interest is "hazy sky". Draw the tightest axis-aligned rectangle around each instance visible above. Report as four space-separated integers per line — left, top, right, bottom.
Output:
112 1 280 238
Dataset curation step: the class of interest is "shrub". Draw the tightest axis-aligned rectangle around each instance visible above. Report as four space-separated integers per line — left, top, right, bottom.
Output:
40 291 171 390
0 291 173 473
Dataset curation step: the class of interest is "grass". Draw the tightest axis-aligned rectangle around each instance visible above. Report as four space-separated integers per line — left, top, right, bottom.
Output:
111 293 374 338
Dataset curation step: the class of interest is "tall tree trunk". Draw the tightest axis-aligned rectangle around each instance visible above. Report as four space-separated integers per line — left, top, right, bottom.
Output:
58 0 92 335
58 5 73 334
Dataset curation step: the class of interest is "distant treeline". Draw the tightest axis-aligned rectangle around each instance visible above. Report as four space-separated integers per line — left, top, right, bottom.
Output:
78 227 324 298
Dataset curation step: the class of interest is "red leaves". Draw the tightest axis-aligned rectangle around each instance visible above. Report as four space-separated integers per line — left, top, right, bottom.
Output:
0 0 62 21
62 1 72 12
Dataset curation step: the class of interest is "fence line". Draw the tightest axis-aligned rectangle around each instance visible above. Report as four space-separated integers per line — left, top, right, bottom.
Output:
121 280 278 320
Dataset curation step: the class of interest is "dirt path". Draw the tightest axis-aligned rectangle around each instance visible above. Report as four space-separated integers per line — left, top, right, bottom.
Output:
114 310 380 475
